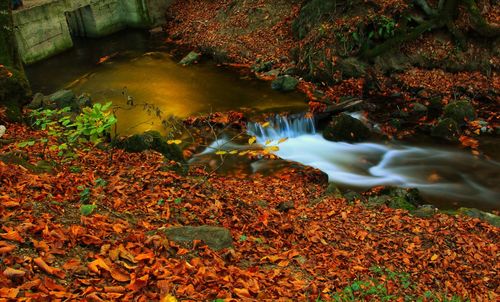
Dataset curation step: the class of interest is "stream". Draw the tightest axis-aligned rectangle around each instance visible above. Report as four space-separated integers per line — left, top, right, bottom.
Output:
26 30 500 211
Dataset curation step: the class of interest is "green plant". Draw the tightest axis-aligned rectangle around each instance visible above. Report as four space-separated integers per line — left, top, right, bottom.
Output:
21 103 117 159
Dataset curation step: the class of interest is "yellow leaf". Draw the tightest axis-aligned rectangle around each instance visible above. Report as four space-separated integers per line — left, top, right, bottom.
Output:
160 294 178 302
238 151 249 156
248 136 257 145
265 139 272 145
278 137 288 144
215 150 227 155
167 140 182 145
229 150 238 154
430 254 439 261
265 146 279 152
261 122 270 128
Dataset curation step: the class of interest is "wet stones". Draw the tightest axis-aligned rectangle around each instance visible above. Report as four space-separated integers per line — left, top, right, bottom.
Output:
163 226 233 250
443 99 476 126
323 113 370 143
113 130 184 163
179 51 201 66
271 75 299 92
431 118 460 141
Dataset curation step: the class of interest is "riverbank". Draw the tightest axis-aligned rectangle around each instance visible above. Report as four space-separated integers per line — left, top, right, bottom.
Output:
163 0 499 154
0 118 498 300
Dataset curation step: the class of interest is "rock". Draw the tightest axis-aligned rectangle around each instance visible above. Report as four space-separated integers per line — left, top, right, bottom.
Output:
179 51 201 66
443 100 476 126
283 66 298 76
431 118 460 141
457 208 500 227
26 92 45 109
48 90 77 109
0 125 5 138
336 58 367 78
427 96 443 116
163 226 233 250
114 131 184 162
323 113 371 143
411 204 438 217
264 69 281 77
271 75 299 92
252 60 274 73
343 190 364 203
277 201 294 212
368 187 423 211
324 183 343 198
76 93 92 110
412 103 428 115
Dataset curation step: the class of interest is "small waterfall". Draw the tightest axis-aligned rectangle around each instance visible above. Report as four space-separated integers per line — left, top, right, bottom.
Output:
247 115 316 141
194 114 500 208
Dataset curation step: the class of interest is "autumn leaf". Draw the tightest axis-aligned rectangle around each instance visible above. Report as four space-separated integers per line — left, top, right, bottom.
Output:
167 139 182 145
34 257 66 279
248 136 257 145
88 257 111 274
160 294 178 302
0 231 24 243
3 267 26 279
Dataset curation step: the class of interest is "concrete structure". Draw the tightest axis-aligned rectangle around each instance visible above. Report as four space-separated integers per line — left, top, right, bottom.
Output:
13 0 174 65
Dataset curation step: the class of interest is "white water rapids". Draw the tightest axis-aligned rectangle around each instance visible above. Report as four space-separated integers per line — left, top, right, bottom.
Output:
194 115 500 208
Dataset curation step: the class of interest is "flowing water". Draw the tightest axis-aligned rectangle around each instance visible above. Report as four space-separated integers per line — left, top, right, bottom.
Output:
26 30 500 211
196 115 500 211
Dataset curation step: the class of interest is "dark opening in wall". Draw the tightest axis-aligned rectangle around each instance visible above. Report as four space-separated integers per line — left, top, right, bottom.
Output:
65 5 95 37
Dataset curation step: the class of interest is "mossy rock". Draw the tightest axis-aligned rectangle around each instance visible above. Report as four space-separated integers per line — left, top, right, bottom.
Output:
0 153 54 174
252 60 274 73
163 226 233 250
431 118 460 141
179 51 201 66
337 58 367 78
271 75 299 92
411 204 438 218
323 113 370 143
443 100 476 126
368 187 423 211
457 207 500 227
324 183 343 199
114 131 184 163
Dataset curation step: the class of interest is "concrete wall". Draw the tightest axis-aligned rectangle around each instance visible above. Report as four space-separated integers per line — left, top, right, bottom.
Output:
13 0 174 65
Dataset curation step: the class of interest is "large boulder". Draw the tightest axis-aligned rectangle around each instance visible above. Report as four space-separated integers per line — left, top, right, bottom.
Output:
179 51 201 66
431 118 460 141
323 113 370 142
114 131 184 163
0 67 30 121
163 226 233 250
443 100 476 126
271 75 299 92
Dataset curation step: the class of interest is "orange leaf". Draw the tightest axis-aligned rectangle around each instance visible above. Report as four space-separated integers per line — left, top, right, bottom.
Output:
127 274 149 291
234 288 252 298
135 252 154 261
0 287 19 299
110 269 131 282
0 231 24 243
3 267 26 278
88 257 111 274
34 257 65 279
0 241 16 254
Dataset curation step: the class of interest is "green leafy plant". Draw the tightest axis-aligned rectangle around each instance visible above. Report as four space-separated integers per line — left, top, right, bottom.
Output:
20 103 117 159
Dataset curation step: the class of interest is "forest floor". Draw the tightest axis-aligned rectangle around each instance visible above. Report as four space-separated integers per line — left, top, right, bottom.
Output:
1 0 499 301
0 121 498 301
